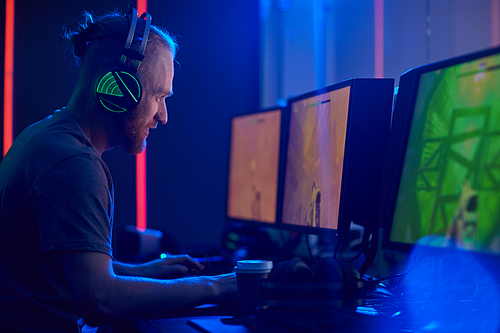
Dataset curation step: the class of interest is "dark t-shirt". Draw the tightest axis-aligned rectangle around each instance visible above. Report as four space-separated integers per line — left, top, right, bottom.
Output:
0 109 114 332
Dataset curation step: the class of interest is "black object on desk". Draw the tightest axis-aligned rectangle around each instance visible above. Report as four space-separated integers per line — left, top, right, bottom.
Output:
188 317 252 333
132 304 241 333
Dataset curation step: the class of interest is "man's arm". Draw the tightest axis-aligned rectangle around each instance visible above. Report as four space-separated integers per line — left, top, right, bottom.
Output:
57 251 237 327
112 255 205 279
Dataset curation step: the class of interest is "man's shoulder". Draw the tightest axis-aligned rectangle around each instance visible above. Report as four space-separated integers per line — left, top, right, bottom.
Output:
29 110 94 149
1 110 105 186
19 110 99 160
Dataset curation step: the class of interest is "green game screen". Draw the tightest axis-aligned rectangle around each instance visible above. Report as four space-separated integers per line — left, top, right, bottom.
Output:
390 52 500 253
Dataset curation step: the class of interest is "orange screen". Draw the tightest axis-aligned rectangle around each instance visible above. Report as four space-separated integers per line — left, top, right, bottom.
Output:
282 87 350 230
227 109 281 223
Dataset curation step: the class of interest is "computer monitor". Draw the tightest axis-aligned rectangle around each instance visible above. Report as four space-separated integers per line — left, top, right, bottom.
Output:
280 78 394 238
226 108 283 225
382 47 500 255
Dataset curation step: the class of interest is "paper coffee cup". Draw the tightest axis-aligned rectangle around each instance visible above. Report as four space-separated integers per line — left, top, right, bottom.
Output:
235 260 273 314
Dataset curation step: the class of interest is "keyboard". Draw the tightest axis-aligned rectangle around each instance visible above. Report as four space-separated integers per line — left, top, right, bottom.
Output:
192 257 235 276
199 263 235 276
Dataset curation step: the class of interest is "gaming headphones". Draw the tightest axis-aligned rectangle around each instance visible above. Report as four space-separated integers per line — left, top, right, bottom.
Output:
92 8 151 113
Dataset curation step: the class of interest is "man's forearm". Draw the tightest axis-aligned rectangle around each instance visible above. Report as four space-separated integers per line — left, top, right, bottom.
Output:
112 256 204 279
112 260 136 276
88 274 218 325
59 251 237 327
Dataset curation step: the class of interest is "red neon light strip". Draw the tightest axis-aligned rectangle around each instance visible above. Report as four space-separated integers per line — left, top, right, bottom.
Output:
493 0 500 47
136 151 147 229
4 0 15 157
136 0 148 230
374 0 384 78
137 0 147 18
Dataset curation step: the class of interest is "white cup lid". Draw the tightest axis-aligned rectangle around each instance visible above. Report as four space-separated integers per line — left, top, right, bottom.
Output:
234 260 273 273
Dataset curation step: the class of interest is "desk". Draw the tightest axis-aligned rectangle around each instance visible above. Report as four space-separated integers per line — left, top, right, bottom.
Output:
131 304 252 333
134 316 253 333
131 304 396 333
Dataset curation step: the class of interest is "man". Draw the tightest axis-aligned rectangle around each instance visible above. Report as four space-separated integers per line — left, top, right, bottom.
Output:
0 8 237 332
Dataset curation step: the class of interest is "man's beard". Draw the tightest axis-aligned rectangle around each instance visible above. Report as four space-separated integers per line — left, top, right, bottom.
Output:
114 108 147 155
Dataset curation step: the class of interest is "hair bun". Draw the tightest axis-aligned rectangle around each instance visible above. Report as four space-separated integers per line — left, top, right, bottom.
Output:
70 23 98 57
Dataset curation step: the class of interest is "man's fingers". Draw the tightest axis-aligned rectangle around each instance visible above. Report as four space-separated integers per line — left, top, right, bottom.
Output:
162 255 204 271
167 264 189 278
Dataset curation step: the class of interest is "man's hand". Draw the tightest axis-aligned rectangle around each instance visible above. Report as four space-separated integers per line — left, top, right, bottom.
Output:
136 255 205 279
113 254 205 279
206 273 238 305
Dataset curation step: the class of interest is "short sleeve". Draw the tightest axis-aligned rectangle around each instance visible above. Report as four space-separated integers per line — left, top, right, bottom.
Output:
34 154 114 256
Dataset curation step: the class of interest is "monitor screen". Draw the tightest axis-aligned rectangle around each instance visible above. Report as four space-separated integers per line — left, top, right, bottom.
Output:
280 79 394 237
226 108 282 224
383 47 500 254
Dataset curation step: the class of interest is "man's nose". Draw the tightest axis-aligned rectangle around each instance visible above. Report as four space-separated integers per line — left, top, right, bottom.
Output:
155 102 167 125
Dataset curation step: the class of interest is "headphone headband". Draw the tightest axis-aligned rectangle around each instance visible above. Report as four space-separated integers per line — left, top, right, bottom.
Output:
119 8 152 72
138 12 151 55
124 8 139 51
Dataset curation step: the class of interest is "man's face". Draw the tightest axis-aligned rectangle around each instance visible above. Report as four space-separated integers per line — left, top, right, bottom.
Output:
115 45 174 154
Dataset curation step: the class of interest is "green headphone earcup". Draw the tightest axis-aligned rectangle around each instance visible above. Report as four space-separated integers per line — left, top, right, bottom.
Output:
93 68 143 113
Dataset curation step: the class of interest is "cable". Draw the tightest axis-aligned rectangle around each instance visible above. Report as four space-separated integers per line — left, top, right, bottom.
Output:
359 227 378 275
304 233 321 264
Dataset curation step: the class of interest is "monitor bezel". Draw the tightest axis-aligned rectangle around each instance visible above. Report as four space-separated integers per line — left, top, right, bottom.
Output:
382 46 500 254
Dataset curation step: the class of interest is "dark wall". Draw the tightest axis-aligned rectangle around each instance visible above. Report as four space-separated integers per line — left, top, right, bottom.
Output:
145 1 260 249
332 1 375 83
12 0 116 135
8 1 259 251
